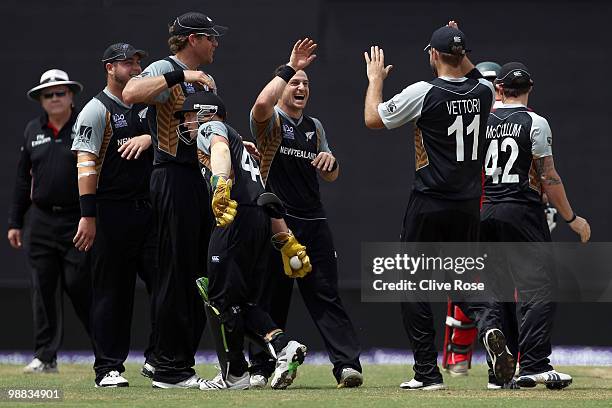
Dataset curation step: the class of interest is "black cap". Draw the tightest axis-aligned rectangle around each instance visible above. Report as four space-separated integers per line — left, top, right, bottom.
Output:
169 12 228 37
174 91 226 119
424 26 470 55
102 43 148 63
495 62 534 88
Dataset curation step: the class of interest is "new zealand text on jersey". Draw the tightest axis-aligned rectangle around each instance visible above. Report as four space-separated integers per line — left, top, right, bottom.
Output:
279 146 317 160
446 98 481 115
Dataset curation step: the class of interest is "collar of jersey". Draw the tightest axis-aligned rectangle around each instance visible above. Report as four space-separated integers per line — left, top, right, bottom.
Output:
275 106 303 126
169 55 189 70
104 87 132 109
437 76 467 82
499 103 526 108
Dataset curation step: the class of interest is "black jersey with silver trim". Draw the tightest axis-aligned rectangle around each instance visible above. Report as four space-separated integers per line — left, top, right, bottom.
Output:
198 120 264 205
483 105 553 205
378 76 494 200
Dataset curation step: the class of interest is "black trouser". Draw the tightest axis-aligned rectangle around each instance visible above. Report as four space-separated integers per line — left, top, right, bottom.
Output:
207 206 278 377
26 205 90 364
480 202 555 376
149 164 211 383
90 199 157 383
249 216 362 382
399 192 485 384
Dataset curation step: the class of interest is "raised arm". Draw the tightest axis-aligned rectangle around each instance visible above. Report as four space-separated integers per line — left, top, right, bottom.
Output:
251 39 317 123
123 61 216 105
364 46 393 129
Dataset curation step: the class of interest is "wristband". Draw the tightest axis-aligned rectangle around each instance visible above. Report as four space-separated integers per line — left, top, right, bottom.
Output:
564 212 577 223
79 194 97 218
163 70 185 88
276 65 296 83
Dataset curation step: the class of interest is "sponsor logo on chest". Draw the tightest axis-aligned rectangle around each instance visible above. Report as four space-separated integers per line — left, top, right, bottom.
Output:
112 113 128 128
32 133 51 147
282 124 295 140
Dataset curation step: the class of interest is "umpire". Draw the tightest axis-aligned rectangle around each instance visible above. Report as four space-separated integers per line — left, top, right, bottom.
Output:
122 11 226 388
8 69 90 373
71 43 156 388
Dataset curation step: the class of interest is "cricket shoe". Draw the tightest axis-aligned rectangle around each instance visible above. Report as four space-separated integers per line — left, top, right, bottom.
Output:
483 329 515 384
23 358 58 374
337 367 363 388
152 374 204 389
516 370 572 390
249 374 268 389
399 378 447 391
199 371 250 390
445 360 469 377
141 362 156 379
95 371 129 388
487 379 520 390
270 340 307 389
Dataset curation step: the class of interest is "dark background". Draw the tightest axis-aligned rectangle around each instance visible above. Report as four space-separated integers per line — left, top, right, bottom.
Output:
0 1 610 351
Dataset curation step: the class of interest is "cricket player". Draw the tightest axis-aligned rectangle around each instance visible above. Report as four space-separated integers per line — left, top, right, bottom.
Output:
364 22 514 390
248 39 363 388
71 43 157 387
443 61 521 384
175 91 311 390
481 62 590 390
122 11 223 388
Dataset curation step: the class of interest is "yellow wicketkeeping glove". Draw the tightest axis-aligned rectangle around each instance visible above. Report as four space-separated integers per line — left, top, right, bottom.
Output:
271 231 312 278
210 175 238 227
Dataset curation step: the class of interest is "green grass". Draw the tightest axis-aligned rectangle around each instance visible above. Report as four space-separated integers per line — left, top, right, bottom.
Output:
1 364 611 407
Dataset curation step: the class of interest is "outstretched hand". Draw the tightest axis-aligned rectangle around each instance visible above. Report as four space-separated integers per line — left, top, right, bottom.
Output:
288 38 317 71
364 46 393 82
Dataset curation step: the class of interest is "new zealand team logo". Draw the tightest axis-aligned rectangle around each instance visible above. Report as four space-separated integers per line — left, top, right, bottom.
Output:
305 131 315 141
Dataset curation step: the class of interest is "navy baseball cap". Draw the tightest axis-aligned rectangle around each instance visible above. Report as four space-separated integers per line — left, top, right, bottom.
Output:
424 26 470 55
102 43 148 63
495 62 534 88
169 12 228 37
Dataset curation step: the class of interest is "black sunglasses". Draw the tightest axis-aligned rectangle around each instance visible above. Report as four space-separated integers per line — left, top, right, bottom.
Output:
42 91 67 99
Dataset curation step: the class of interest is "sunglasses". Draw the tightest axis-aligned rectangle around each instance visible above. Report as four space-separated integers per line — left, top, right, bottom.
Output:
42 91 67 99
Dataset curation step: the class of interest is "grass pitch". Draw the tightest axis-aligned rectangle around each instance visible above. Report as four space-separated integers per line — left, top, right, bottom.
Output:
1 364 611 407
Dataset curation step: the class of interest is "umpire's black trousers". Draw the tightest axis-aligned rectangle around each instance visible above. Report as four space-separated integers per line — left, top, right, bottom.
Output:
149 163 211 383
90 199 157 383
480 202 555 376
27 205 90 364
249 216 362 382
399 191 486 384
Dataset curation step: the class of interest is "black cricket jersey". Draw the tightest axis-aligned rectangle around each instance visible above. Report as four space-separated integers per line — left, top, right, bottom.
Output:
483 104 553 205
197 120 265 205
378 74 495 200
139 56 216 168
250 106 332 219
8 111 80 228
72 88 152 201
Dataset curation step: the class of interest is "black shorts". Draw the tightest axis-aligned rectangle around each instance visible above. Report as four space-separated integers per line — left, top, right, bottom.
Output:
480 202 551 243
207 205 271 310
401 191 480 242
